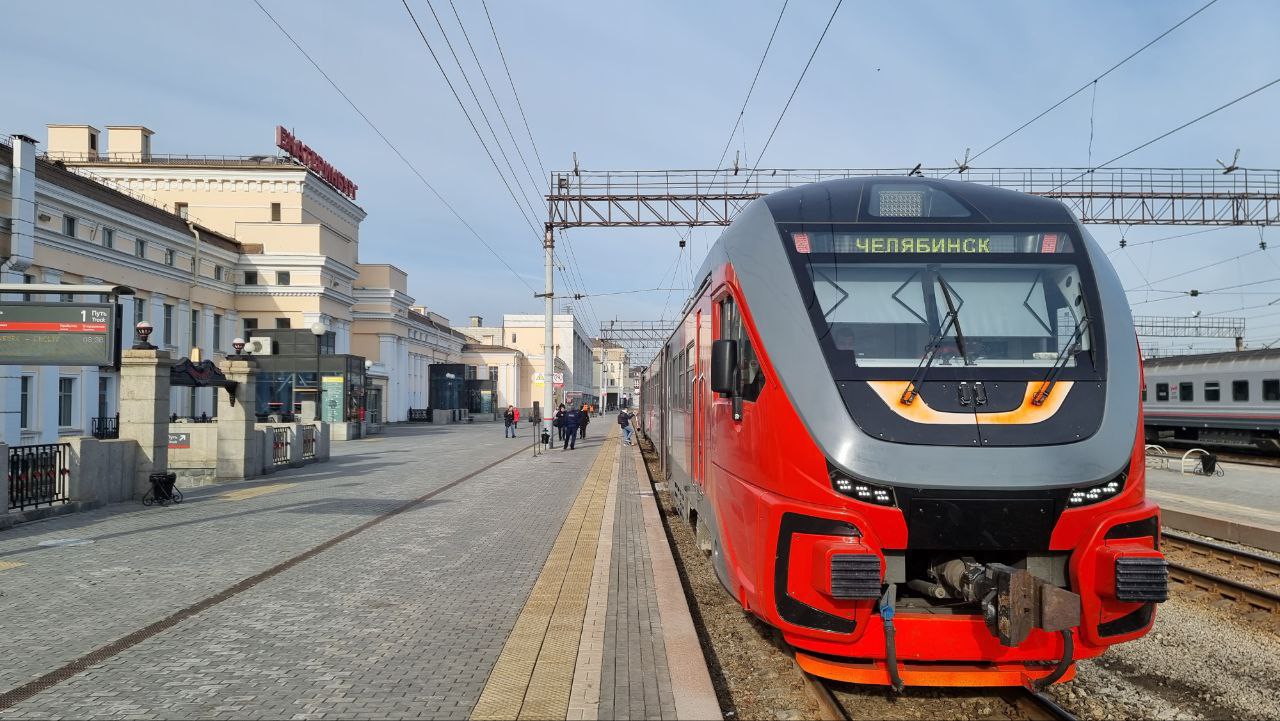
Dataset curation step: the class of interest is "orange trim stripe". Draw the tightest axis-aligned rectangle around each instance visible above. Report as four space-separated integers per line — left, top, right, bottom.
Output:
865 381 1074 426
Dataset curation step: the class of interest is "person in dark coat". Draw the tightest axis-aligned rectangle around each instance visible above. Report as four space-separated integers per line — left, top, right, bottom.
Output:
578 404 590 439
561 406 580 450
554 404 567 441
503 406 516 438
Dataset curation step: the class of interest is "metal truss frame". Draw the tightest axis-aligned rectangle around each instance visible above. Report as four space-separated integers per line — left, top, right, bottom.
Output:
546 167 1280 228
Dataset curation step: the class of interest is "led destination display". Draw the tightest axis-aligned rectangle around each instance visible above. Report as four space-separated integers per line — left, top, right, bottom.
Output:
0 302 118 366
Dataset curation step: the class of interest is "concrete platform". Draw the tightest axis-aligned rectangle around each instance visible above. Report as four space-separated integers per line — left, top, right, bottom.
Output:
1147 460 1280 552
0 421 718 720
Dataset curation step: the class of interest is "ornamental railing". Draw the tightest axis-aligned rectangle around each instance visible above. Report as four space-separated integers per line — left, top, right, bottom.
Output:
91 415 119 440
271 427 291 466
301 425 317 460
8 443 71 511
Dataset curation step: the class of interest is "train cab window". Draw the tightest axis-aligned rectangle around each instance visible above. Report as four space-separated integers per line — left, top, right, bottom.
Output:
1233 380 1249 402
1178 382 1194 402
1141 384 1147 402
1204 382 1220 402
718 296 766 402
1155 383 1169 401
1264 379 1280 401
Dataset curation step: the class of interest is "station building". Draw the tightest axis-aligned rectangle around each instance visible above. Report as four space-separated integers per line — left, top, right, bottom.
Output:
0 124 466 445
455 313 594 413
592 340 631 411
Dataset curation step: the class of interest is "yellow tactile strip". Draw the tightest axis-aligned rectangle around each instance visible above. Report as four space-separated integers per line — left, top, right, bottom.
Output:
567 456 619 720
219 483 296 501
470 427 619 721
0 561 26 572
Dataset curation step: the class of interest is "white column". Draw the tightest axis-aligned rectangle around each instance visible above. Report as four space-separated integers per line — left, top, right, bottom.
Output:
37 270 63 442
150 294 167 348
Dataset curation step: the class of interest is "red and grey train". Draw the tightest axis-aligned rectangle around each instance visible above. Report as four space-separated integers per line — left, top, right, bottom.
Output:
639 178 1167 687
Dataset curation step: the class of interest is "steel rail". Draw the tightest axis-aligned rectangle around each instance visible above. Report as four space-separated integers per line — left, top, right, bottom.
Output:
1163 529 1280 577
1167 561 1280 614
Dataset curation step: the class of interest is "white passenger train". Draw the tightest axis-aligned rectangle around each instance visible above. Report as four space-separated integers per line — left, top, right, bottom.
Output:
1142 348 1280 451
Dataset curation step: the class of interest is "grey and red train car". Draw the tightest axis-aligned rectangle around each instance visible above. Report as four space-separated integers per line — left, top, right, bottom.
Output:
639 178 1167 687
1142 348 1280 452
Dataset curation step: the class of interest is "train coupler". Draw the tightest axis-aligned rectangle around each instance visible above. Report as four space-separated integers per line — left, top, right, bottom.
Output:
934 559 1081 646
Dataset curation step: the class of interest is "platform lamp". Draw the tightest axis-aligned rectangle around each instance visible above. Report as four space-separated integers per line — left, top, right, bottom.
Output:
311 322 327 422
133 321 155 350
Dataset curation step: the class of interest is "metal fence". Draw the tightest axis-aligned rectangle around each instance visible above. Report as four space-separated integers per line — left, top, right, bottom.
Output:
408 408 433 422
8 443 71 511
91 415 120 439
271 427 291 466
301 425 316 460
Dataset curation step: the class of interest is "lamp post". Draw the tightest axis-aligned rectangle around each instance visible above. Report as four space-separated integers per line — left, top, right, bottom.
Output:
311 322 326 422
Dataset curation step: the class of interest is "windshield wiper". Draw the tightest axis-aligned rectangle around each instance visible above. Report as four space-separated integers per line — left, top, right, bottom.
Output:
1031 314 1090 406
900 274 973 405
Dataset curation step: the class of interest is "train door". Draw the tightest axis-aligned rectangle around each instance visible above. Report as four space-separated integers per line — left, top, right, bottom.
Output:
692 309 706 490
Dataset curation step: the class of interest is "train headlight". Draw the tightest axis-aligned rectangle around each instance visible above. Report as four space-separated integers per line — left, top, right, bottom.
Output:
830 471 896 507
1067 473 1127 507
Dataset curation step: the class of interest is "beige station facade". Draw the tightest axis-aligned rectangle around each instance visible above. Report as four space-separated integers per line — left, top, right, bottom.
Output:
0 124 470 445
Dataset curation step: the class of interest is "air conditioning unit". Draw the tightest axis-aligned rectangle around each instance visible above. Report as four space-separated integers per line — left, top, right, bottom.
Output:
247 336 275 356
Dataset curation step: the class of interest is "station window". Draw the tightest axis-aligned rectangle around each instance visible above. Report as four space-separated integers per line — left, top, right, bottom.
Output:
276 317 292 329
1178 382 1193 402
133 298 146 327
1155 383 1169 401
165 249 175 266
136 239 147 258
213 314 223 350
175 202 189 219
62 215 77 237
244 270 259 285
19 376 32 430
102 227 114 249
1232 380 1249 402
57 377 76 427
271 202 282 222
1204 381 1221 402
163 304 174 345
1264 379 1280 402
277 271 291 286
244 317 259 334
214 265 224 281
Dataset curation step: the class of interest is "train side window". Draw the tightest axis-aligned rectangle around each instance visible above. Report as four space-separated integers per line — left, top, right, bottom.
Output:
1178 382 1193 402
1232 380 1249 402
1141 385 1146 402
1204 382 1220 402
1264 379 1280 401
1155 383 1168 401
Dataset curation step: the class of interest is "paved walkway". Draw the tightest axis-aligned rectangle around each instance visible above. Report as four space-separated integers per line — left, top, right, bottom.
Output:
0 421 718 720
1148 459 1280 551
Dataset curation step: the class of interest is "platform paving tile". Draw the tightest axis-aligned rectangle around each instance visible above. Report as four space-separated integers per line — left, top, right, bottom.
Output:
598 441 678 721
0 424 604 720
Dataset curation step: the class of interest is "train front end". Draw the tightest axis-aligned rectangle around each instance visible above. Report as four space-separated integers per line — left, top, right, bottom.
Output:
712 178 1165 687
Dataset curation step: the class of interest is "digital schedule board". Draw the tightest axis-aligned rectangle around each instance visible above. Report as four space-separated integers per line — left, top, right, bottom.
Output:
0 302 118 367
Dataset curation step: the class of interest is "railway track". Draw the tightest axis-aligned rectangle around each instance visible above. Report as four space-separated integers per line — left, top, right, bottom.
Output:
1163 529 1280 615
800 668 1080 721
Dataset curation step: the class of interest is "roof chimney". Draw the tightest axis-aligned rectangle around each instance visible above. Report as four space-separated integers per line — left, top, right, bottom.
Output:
46 124 99 161
4 134 37 272
470 315 483 327
106 126 154 162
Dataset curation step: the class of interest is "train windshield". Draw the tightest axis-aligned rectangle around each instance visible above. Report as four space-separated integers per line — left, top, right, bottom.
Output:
787 229 1100 375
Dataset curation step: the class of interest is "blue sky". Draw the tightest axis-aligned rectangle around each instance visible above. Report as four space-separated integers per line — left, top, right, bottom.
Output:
8 0 1280 351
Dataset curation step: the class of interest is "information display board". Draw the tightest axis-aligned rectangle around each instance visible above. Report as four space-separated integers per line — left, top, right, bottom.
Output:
0 302 118 366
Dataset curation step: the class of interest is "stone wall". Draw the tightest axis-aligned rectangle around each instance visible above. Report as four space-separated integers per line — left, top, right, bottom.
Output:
65 436 138 505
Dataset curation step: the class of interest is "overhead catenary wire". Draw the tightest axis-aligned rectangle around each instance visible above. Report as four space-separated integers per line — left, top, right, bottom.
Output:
738 0 844 193
951 0 1220 172
250 0 536 295
1049 75 1280 193
402 0 601 331
413 0 543 227
709 0 789 183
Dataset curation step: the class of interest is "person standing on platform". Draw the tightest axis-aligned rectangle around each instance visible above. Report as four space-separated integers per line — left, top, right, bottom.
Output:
554 404 567 442
618 408 635 445
562 406 580 450
578 404 590 440
503 406 516 438
513 406 520 430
